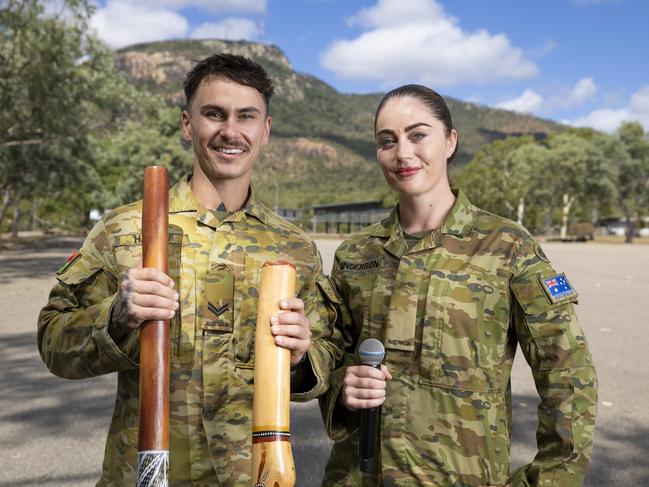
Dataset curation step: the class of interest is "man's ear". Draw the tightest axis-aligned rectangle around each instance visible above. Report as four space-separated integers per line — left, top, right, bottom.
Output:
262 115 272 145
181 110 192 142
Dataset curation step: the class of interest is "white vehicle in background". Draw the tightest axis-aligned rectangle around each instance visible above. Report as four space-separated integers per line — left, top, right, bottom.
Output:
606 225 626 236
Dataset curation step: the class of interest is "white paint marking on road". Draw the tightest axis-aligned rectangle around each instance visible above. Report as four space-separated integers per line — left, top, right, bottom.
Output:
602 401 613 407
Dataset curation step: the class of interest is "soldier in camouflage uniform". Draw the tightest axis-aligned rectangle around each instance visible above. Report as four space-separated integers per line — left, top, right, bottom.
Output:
319 85 597 486
38 54 342 486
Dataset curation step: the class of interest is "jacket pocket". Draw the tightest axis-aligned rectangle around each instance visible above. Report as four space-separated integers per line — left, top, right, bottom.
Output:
233 254 263 368
419 269 509 392
113 231 195 364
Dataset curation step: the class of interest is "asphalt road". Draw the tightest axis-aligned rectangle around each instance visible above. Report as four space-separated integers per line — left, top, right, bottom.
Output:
1 236 647 486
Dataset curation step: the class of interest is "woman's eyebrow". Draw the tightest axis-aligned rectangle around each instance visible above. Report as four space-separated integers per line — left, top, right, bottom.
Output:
376 128 395 137
405 122 431 131
376 122 431 137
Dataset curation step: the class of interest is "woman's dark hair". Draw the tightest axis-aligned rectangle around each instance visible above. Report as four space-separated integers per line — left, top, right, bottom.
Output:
183 53 275 111
375 84 459 163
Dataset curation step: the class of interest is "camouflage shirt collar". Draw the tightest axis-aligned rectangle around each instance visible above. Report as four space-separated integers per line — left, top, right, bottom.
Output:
370 188 476 239
169 174 197 213
168 174 267 225
441 189 476 237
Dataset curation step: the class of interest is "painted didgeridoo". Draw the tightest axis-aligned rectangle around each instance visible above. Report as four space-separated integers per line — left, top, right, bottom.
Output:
251 261 297 487
136 166 170 487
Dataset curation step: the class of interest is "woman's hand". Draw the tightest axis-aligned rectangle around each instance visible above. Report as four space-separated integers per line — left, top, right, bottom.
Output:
341 364 392 410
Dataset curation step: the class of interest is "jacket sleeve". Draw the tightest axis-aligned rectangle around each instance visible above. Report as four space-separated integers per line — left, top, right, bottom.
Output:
318 251 361 441
509 238 597 486
37 219 140 379
290 242 345 401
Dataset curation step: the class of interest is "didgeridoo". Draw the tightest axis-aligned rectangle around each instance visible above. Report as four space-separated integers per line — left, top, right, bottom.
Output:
137 166 170 487
251 261 297 487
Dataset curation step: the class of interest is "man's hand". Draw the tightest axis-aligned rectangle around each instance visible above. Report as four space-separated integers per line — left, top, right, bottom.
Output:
109 268 178 341
270 297 311 366
341 364 392 411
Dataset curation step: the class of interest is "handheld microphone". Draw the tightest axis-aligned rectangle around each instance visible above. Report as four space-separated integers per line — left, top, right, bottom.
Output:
357 338 385 474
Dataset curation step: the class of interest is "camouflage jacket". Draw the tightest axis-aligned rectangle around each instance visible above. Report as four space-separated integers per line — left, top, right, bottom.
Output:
319 190 597 487
38 175 342 487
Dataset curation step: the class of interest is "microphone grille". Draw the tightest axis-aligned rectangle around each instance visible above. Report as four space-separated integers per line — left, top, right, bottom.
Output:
358 338 385 367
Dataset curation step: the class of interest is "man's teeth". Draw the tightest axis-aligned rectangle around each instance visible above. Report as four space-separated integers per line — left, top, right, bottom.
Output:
218 147 244 154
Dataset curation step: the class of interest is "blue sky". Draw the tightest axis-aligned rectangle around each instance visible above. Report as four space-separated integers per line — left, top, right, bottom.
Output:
86 0 649 132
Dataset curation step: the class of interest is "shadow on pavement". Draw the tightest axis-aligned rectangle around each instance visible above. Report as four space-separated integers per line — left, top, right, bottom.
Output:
292 402 333 486
0 332 115 445
0 236 84 252
0 237 83 283
0 473 100 487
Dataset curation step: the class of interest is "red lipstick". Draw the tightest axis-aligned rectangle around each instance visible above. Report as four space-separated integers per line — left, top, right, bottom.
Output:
395 167 420 177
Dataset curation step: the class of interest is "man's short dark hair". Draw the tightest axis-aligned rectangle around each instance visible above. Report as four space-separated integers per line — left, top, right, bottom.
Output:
183 53 275 111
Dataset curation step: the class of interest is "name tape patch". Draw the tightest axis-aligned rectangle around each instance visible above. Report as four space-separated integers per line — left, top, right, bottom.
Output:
540 272 577 304
339 257 382 272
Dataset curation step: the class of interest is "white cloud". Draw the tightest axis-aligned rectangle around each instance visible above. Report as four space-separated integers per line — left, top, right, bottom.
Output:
320 0 537 87
134 0 266 14
527 39 557 58
630 85 649 113
566 85 649 132
496 89 544 114
567 77 598 106
346 0 446 28
191 18 261 41
90 1 188 48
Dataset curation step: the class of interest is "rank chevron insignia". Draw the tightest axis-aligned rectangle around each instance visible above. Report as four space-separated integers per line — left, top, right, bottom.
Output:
208 302 229 317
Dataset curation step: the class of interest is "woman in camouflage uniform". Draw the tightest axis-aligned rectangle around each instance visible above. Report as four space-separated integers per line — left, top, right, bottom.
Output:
320 85 597 486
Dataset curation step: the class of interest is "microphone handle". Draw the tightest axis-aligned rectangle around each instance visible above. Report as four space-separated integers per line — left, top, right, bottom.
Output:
359 363 381 474
359 406 380 473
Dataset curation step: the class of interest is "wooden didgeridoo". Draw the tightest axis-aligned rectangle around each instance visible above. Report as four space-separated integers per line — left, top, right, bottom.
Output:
251 261 297 487
136 166 170 487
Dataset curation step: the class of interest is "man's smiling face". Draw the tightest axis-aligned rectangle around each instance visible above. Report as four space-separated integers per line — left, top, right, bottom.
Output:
182 76 271 186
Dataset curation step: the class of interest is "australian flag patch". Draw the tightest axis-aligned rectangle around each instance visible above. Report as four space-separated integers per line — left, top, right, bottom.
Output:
540 273 578 304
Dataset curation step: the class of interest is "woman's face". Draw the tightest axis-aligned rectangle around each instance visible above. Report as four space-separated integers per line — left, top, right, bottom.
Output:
375 96 457 197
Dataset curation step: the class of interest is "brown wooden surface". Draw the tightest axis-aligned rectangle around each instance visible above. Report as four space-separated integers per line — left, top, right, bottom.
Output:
138 166 170 452
251 263 296 486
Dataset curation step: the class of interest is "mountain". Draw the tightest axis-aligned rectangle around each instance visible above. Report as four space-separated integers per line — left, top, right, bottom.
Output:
115 39 563 208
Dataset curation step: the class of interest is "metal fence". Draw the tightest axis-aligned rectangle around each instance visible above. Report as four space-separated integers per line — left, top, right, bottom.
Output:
311 209 391 233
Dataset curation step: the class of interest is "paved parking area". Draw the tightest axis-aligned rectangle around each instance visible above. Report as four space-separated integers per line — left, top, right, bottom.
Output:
1 237 647 486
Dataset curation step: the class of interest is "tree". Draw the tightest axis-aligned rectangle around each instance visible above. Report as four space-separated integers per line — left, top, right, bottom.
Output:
93 100 192 211
0 0 133 235
543 130 617 240
456 135 537 224
616 122 649 243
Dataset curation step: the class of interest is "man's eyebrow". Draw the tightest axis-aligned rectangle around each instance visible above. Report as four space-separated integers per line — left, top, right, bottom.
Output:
200 104 222 110
238 106 262 114
198 105 262 114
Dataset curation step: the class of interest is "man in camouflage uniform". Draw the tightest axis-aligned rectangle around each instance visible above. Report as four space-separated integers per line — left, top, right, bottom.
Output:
38 54 342 486
319 189 597 486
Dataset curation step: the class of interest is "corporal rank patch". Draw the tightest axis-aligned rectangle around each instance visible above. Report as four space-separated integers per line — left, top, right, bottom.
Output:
57 251 81 275
540 272 578 304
